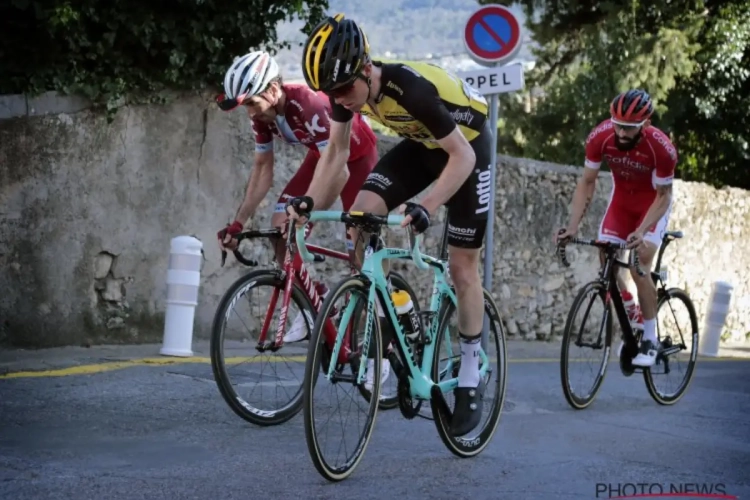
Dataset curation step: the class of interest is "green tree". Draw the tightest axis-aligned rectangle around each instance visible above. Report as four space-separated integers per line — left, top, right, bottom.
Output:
662 2 750 188
0 0 328 112
485 0 750 189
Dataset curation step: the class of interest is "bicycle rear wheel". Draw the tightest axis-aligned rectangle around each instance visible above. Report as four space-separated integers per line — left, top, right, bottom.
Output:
431 288 507 457
210 269 312 426
560 281 613 410
644 287 699 405
303 276 383 482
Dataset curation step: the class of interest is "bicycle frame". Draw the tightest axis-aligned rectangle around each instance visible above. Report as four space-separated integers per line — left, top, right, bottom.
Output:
295 210 490 401
602 249 641 350
228 227 353 365
558 237 646 355
557 230 689 372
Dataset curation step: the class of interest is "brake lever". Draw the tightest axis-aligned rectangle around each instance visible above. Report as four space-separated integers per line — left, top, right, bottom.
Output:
555 228 571 267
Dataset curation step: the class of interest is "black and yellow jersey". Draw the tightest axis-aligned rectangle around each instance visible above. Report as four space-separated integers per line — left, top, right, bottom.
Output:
329 60 489 149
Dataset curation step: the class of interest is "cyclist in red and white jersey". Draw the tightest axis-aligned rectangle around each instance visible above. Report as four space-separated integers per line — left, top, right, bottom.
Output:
215 51 379 344
556 89 678 367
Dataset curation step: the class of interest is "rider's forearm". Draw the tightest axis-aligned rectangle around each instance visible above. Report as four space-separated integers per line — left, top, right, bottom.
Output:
636 190 672 235
235 162 273 223
568 178 596 229
305 147 350 210
419 150 475 216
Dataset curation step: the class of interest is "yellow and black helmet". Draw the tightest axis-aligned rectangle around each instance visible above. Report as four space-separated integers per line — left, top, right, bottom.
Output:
302 13 370 92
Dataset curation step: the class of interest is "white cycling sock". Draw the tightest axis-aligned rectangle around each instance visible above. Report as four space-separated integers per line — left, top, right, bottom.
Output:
642 319 657 344
458 333 481 388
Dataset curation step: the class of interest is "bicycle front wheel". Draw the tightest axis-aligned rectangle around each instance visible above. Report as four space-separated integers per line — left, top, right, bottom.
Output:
644 287 699 405
560 281 613 410
303 276 383 482
210 269 312 426
431 288 508 458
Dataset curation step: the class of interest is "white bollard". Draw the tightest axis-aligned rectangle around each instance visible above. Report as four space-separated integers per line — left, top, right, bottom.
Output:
160 235 203 357
699 280 733 357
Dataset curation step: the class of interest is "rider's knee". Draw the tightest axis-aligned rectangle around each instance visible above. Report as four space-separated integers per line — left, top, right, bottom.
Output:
448 248 480 290
633 243 656 272
350 190 387 214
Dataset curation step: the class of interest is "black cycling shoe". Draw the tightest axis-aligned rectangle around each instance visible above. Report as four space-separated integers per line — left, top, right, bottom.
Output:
450 380 485 437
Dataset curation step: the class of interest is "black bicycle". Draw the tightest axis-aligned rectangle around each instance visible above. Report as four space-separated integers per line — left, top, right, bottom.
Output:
556 230 699 409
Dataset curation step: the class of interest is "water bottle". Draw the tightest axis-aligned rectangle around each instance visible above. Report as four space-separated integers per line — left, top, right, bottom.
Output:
391 289 420 341
659 265 669 283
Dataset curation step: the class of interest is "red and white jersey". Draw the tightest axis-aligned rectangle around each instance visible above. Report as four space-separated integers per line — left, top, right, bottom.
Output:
584 119 678 192
249 83 375 161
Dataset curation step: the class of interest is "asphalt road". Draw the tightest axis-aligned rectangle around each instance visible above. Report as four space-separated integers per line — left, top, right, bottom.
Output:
1 344 749 500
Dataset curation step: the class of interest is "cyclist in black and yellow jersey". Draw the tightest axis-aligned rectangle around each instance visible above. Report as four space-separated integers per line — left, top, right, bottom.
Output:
285 13 494 437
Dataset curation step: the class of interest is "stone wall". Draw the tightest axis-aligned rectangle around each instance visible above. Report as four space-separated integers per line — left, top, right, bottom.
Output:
0 92 748 348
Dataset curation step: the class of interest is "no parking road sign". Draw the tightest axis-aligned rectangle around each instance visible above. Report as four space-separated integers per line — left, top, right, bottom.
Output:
463 4 523 66
458 4 526 352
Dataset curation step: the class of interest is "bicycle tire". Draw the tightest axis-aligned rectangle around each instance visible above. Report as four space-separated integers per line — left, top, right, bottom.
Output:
303 276 383 482
356 270 420 410
210 269 313 426
644 287 699 405
560 281 613 410
431 288 508 458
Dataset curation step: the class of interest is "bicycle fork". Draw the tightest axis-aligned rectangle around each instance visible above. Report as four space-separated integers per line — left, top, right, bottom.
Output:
255 250 349 365
255 249 297 352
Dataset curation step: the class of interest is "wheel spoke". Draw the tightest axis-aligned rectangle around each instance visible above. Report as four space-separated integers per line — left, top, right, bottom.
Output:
644 288 699 405
560 283 611 410
210 271 310 426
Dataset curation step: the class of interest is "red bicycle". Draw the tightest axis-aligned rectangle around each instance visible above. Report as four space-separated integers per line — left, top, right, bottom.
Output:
209 224 417 426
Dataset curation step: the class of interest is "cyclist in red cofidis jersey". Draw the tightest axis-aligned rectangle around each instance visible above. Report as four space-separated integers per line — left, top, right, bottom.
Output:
215 51 380 344
556 89 678 367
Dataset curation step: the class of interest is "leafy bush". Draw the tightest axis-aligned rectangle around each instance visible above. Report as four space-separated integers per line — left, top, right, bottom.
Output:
0 0 328 113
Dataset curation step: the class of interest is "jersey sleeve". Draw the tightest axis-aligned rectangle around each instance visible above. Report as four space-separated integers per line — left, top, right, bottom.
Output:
329 95 354 123
393 66 456 141
584 123 607 169
251 118 273 153
297 90 333 152
650 130 678 186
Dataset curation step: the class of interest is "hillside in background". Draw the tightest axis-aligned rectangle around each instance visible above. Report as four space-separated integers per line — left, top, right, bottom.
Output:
271 0 534 80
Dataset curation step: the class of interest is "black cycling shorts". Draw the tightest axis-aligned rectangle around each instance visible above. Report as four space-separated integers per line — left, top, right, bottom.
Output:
360 121 493 249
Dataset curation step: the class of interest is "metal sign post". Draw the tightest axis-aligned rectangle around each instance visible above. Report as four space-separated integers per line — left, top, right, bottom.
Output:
458 4 525 351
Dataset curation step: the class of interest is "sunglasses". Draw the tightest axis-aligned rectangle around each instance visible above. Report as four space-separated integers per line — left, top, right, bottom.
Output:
216 93 243 111
325 82 356 99
613 123 641 132
325 73 368 98
611 118 646 131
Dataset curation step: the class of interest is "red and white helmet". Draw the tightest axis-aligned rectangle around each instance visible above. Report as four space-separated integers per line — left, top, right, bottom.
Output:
223 51 280 100
610 89 654 126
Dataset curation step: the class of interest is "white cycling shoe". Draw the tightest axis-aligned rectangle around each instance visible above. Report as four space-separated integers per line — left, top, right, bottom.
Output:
282 312 310 343
364 359 391 392
282 283 330 343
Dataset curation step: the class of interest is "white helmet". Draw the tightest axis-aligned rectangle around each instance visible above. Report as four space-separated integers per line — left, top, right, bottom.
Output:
223 51 280 99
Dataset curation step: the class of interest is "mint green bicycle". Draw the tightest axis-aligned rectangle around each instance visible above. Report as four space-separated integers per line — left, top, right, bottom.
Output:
295 210 508 482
